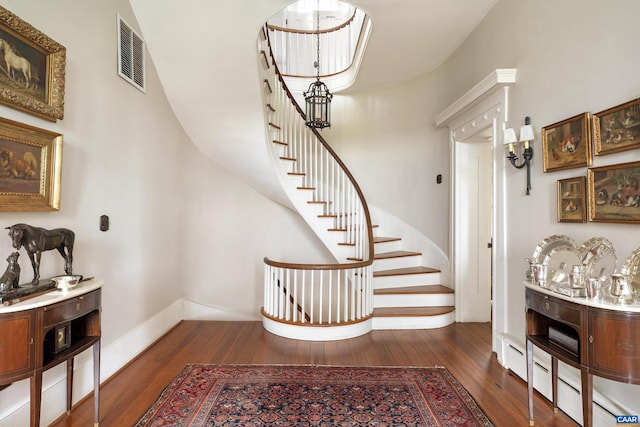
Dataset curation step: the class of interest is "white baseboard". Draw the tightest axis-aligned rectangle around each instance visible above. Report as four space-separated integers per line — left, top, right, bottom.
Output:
182 298 259 321
499 334 635 426
0 299 184 427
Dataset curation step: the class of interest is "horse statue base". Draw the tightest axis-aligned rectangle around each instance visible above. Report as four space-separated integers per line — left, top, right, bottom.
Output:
0 278 56 305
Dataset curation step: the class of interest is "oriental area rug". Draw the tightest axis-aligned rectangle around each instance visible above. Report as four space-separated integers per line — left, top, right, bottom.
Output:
135 364 494 426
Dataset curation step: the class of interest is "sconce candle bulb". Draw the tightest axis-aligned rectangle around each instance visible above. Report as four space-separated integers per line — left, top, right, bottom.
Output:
504 116 535 195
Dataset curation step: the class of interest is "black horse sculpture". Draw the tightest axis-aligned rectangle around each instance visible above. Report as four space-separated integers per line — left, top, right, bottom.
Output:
6 223 74 284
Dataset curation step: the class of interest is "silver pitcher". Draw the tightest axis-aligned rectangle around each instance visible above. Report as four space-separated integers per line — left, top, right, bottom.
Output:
610 273 633 303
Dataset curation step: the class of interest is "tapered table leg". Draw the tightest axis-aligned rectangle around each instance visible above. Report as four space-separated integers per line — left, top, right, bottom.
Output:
93 339 101 426
526 339 535 426
66 358 74 414
30 370 43 427
552 357 558 412
581 369 593 427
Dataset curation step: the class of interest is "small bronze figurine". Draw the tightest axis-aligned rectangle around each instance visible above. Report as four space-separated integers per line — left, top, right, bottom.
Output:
6 223 74 285
0 252 20 293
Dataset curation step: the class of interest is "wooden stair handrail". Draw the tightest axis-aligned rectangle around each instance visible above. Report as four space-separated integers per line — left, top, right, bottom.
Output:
276 279 311 322
266 10 357 35
264 25 374 266
264 257 370 271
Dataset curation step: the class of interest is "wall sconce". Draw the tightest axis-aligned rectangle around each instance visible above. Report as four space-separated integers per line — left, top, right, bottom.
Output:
504 116 535 195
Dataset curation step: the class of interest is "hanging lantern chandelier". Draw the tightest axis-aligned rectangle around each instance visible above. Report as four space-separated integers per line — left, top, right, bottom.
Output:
304 0 332 129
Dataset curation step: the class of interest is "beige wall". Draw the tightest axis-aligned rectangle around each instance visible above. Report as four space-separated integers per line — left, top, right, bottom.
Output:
327 0 640 413
438 0 640 412
329 72 451 254
0 0 329 423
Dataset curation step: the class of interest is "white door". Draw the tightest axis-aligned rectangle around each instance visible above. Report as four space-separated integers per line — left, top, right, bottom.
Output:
457 139 493 322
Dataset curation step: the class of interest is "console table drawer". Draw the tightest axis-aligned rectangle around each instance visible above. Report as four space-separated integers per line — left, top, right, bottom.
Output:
526 289 581 327
42 289 101 328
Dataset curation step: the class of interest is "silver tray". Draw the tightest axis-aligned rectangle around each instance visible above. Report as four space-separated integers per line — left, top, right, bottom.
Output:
553 284 586 298
579 237 617 280
531 234 579 265
532 235 580 287
620 246 640 296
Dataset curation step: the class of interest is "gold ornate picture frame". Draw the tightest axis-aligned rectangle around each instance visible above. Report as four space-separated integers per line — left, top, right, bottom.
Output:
588 161 640 224
593 98 640 156
557 176 586 223
542 112 592 172
0 117 63 211
0 6 66 121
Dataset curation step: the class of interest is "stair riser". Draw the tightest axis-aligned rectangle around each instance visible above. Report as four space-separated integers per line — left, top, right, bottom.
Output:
373 240 402 254
373 255 422 271
374 293 454 308
372 311 455 330
373 272 441 289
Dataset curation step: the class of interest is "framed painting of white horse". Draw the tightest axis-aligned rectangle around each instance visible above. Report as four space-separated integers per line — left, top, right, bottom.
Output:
0 6 66 121
0 116 63 211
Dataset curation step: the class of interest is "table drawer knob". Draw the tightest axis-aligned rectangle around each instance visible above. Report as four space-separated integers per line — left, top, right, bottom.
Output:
544 302 550 311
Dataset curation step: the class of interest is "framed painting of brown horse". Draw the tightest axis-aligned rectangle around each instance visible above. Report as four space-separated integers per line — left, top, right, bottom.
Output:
0 5 66 121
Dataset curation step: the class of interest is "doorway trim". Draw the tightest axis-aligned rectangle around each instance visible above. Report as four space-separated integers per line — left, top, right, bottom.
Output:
436 69 516 357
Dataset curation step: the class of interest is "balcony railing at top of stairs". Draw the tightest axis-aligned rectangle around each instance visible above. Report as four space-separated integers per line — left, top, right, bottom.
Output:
266 7 371 94
259 25 374 339
267 8 366 78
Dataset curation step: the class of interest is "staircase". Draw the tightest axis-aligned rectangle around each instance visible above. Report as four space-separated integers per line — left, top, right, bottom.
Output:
371 237 454 330
259 25 454 339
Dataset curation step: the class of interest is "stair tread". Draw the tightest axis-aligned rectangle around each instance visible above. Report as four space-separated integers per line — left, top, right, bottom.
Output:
374 285 453 295
375 250 422 260
373 266 441 277
373 306 454 317
374 236 402 243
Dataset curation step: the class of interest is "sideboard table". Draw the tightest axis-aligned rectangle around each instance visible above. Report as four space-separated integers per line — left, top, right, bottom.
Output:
525 282 640 426
0 278 102 427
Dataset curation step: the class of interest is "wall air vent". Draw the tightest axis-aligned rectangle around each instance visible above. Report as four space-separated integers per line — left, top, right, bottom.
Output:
117 15 146 92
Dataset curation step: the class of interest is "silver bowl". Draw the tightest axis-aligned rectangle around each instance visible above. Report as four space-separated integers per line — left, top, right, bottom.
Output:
51 275 83 291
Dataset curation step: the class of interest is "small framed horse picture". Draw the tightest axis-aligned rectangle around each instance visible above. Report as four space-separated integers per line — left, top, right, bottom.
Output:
0 117 63 211
0 6 66 121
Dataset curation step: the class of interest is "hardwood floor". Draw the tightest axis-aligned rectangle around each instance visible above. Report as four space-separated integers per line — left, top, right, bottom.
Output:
52 321 578 426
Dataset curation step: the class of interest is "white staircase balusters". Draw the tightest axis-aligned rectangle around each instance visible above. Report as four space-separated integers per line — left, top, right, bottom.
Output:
267 9 366 78
259 25 374 339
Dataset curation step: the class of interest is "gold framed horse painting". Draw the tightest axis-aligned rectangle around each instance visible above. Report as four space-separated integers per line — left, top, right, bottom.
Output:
0 117 63 211
0 6 66 121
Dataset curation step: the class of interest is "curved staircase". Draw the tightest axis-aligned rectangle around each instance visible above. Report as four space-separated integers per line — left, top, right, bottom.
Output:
259 25 454 340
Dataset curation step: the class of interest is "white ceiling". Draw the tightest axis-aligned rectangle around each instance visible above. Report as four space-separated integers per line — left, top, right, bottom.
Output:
346 0 498 91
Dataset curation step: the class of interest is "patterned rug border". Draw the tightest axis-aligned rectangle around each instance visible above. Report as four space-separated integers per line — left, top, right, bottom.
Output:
136 363 494 426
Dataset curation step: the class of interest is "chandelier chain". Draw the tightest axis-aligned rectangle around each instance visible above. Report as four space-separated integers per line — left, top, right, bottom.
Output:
315 0 320 79
304 0 332 129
